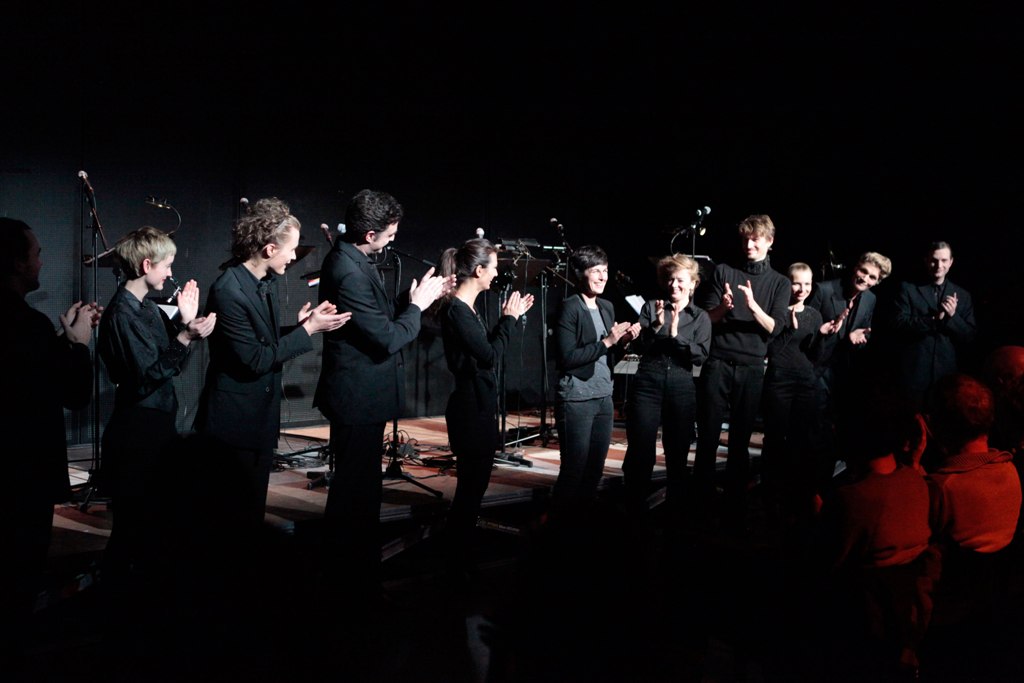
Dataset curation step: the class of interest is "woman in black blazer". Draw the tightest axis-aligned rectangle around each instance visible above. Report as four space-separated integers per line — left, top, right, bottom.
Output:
553 245 638 517
439 238 533 568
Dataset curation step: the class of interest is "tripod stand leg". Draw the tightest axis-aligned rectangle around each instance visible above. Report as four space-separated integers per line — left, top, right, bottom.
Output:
383 459 444 498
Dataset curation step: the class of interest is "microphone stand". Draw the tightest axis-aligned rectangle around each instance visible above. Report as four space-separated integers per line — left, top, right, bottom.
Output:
77 172 113 512
380 247 442 498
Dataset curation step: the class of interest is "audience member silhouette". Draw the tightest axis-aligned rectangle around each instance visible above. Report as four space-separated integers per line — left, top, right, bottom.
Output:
819 387 934 679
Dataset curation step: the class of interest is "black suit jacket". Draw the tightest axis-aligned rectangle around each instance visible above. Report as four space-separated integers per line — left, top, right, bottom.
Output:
196 264 313 451
314 242 422 426
892 278 976 399
807 277 876 374
5 290 92 505
555 294 615 380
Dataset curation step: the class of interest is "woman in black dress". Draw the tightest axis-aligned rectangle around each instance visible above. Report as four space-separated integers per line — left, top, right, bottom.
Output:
439 238 533 568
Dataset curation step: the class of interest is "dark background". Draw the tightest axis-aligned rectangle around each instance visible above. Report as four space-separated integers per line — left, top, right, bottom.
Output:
3 4 1021 444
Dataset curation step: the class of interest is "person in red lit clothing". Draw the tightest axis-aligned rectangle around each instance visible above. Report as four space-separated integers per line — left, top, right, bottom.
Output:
925 374 1021 555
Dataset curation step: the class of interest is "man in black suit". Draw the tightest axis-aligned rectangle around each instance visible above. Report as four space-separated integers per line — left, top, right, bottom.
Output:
808 251 892 484
1 218 95 668
808 251 892 402
891 241 976 409
314 189 450 588
196 198 349 527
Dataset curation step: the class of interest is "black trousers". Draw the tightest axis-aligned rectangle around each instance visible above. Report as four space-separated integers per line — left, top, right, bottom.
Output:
622 361 697 506
324 421 387 584
761 365 823 515
101 407 178 584
694 357 765 510
553 395 614 509
445 391 498 566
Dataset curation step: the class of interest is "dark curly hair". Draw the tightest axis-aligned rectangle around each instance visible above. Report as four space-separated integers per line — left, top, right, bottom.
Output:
342 189 403 244
231 198 300 262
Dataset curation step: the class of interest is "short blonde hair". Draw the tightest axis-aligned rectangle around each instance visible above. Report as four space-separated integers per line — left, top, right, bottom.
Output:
114 226 176 279
788 262 813 279
859 251 892 281
656 253 700 289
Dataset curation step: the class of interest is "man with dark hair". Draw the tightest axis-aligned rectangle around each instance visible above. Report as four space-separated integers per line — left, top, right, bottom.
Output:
695 214 790 526
314 189 451 590
196 198 350 527
1 217 95 667
891 241 976 409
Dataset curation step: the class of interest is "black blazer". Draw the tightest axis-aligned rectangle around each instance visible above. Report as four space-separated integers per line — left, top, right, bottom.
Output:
196 265 313 451
808 277 876 371
555 294 615 381
6 291 92 504
891 278 976 396
314 241 422 426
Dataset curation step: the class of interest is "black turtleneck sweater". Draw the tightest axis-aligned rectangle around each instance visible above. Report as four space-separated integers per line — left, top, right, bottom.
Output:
704 256 791 365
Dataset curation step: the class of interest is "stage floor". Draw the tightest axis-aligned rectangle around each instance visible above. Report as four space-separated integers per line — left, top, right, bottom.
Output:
51 411 749 579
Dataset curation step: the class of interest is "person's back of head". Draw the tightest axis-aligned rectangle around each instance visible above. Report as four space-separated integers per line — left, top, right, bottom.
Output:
837 382 917 471
926 374 994 454
982 346 1024 453
983 346 1024 396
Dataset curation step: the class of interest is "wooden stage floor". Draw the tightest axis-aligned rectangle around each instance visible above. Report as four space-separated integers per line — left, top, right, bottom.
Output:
51 411 748 574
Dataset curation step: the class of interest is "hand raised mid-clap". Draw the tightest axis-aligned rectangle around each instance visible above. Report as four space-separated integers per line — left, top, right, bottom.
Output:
300 300 352 335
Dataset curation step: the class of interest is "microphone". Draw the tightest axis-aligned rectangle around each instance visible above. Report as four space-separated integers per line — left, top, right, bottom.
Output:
690 205 711 236
475 227 485 239
616 270 635 286
550 217 564 233
320 223 333 245
78 171 95 196
165 275 183 304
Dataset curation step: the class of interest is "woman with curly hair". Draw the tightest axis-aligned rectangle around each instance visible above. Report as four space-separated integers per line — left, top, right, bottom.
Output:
196 198 350 526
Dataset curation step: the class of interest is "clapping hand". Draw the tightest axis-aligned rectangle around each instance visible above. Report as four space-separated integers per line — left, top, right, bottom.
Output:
819 306 849 336
300 301 352 334
503 291 534 318
60 301 95 345
409 267 452 310
176 279 200 324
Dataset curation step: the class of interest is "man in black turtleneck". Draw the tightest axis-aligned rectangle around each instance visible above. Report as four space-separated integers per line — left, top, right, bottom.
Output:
694 214 790 527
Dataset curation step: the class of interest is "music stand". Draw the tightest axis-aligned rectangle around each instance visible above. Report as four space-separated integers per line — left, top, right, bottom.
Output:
493 252 552 462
